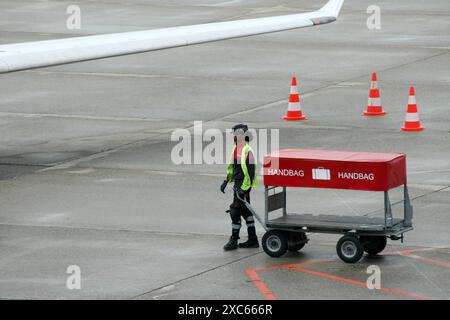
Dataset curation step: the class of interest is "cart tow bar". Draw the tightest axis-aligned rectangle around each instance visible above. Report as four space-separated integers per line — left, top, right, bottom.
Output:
235 188 268 231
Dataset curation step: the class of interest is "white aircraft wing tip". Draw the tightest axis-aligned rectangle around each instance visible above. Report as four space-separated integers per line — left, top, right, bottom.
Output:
0 1 345 74
319 0 345 18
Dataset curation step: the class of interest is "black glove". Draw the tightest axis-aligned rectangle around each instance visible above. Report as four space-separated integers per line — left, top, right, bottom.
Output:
220 180 228 194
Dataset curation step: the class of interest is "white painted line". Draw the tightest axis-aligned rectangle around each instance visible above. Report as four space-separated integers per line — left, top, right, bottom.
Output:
37 134 166 173
66 168 96 174
0 111 166 123
330 81 365 88
36 212 67 222
407 183 449 191
96 178 124 183
422 46 450 50
207 0 242 7
24 70 235 81
145 170 225 178
37 150 121 172
410 168 450 175
219 92 317 119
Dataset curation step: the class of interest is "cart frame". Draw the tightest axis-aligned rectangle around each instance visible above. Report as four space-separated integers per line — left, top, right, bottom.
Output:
238 183 414 263
263 184 413 236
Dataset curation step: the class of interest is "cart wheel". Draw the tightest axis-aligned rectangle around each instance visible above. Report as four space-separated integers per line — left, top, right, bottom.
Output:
336 235 364 263
288 232 307 252
360 236 387 255
262 230 288 258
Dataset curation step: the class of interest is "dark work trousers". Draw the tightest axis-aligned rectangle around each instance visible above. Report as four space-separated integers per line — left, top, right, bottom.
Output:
229 183 256 241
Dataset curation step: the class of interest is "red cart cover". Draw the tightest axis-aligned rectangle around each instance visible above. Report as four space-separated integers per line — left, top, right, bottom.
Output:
263 149 406 191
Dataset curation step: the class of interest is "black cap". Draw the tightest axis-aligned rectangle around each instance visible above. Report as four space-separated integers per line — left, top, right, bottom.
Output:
232 124 249 134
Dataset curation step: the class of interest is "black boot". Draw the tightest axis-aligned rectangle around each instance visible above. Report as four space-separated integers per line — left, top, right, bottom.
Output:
239 237 259 248
223 237 238 251
239 226 259 248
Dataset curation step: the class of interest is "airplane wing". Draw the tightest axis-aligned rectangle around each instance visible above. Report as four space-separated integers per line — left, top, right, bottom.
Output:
0 0 344 74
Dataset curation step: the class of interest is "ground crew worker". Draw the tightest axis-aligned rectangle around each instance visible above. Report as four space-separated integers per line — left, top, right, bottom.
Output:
220 124 259 251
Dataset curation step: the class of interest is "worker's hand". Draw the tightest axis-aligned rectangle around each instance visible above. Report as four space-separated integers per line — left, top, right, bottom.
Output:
220 180 228 194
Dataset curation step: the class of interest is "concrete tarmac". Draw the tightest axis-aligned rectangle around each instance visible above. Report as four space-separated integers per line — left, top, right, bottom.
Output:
0 0 449 300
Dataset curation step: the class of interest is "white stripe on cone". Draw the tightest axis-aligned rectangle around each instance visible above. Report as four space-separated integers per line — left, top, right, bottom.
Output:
405 112 420 122
290 85 299 95
288 101 301 111
408 96 416 105
368 97 381 106
370 81 378 90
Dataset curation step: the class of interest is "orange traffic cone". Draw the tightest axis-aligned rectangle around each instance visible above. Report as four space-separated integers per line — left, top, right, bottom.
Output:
283 76 307 121
401 86 424 132
363 72 386 116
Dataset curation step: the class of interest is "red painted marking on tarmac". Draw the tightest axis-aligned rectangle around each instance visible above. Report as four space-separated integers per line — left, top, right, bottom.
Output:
398 246 450 256
253 259 331 271
245 269 278 300
289 266 432 300
246 245 450 300
384 246 450 268
247 260 331 300
403 254 450 269
383 245 450 256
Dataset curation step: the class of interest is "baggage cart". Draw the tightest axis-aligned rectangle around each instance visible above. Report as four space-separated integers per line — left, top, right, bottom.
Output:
239 149 414 263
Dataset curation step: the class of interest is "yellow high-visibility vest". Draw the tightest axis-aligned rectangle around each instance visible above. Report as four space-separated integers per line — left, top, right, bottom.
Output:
226 144 259 191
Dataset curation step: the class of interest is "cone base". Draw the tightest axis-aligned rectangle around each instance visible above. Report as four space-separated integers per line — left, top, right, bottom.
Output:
363 111 386 116
401 126 424 132
282 115 308 121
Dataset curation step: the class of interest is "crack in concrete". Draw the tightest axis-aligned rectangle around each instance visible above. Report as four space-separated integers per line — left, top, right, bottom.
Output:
128 251 263 300
0 222 232 238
